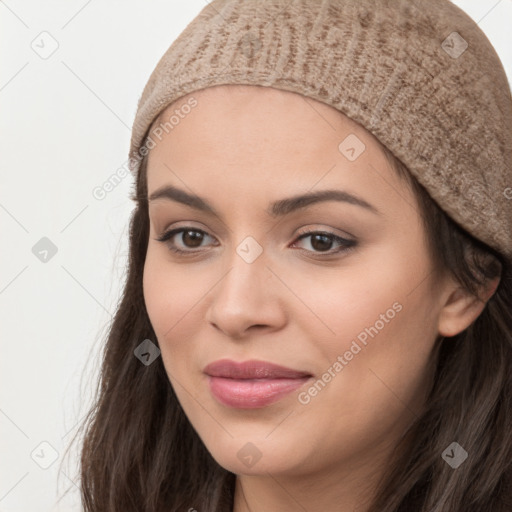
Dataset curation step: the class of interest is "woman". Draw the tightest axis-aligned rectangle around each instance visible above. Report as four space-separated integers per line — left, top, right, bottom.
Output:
74 0 512 510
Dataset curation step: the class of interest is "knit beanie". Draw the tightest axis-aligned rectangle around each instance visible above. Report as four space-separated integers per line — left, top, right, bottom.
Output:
128 0 512 263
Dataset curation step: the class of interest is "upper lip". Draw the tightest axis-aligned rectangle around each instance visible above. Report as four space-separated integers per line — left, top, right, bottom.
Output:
203 359 312 379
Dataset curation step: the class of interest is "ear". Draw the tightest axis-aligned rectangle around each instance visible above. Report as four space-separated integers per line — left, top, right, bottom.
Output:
437 276 500 337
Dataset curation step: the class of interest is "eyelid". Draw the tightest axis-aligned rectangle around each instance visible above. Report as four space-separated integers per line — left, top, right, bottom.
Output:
295 224 356 241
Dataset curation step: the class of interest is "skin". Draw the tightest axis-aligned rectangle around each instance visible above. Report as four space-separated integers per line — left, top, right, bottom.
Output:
143 84 498 512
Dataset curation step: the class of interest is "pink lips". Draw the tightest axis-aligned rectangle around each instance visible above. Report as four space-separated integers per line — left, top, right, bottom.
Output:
203 359 312 409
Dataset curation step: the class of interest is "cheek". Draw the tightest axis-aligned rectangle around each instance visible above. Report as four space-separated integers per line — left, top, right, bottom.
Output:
143 250 202 334
291 251 438 406
142 252 214 373
302 237 437 364
287 280 438 471
283 259 407 356
143 254 173 334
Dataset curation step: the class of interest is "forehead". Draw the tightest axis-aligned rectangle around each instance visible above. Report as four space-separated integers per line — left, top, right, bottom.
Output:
153 84 371 141
145 85 410 216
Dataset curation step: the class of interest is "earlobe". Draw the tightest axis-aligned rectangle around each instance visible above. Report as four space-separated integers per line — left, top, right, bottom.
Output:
437 277 500 338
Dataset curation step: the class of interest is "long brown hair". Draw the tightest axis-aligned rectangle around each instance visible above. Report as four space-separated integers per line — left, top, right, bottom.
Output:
62 136 512 511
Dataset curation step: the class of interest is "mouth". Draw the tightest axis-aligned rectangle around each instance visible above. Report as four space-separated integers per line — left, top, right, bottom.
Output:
203 359 313 409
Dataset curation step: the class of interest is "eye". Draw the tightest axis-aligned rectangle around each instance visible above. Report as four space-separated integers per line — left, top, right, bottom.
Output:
155 227 216 255
154 227 357 256
291 230 357 255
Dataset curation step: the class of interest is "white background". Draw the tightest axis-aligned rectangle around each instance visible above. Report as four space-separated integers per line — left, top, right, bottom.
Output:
1 1 511 511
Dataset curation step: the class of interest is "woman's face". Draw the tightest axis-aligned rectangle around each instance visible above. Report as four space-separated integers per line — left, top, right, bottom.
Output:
143 84 454 479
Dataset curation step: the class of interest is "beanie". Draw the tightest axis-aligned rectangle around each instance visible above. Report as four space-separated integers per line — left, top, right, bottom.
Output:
128 0 512 262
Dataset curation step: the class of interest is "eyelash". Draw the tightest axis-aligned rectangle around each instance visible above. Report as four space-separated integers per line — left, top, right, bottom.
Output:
154 227 357 257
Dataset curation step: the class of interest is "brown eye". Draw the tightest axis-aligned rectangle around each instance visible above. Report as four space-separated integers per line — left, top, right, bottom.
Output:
155 227 216 254
180 230 204 248
310 233 334 252
293 230 357 255
154 227 357 258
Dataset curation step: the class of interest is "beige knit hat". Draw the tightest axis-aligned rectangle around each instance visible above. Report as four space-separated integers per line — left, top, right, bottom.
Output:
128 0 512 262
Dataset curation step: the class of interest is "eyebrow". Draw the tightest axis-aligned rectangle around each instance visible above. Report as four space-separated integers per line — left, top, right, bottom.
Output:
148 185 381 217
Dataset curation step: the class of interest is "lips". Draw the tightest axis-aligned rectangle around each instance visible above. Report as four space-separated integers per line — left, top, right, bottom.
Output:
203 359 312 379
203 359 313 409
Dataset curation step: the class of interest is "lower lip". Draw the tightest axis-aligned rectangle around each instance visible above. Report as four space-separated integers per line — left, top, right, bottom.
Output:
207 376 311 408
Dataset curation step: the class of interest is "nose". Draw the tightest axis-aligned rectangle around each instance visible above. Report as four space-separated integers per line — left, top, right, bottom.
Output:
205 247 287 339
